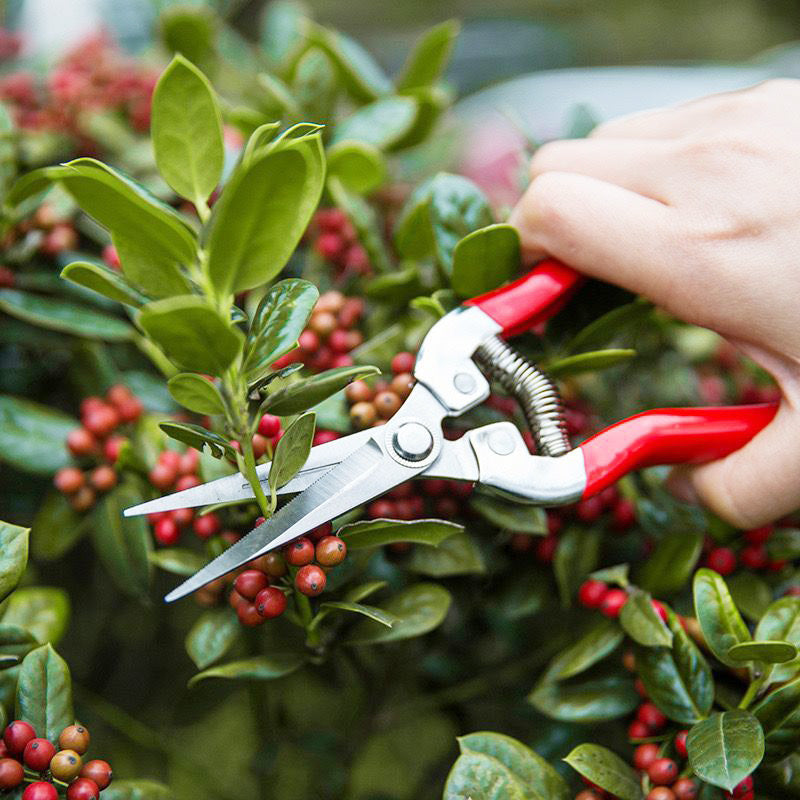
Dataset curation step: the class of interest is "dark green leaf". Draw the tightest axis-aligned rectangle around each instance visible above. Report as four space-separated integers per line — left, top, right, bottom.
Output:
443 752 526 800
339 518 461 550
394 179 437 259
332 96 417 150
188 653 307 687
396 20 460 91
544 349 637 379
638 529 704 596
693 568 751 667
159 421 237 459
365 264 424 303
61 261 147 307
564 744 643 800
148 548 206 576
554 527 601 606
590 564 630 588
167 373 225 414
265 365 379 416
406 532 485 577
186 608 241 670
687 711 765 792
16 644 73 743
543 619 624 682
344 581 387 604
451 225 520 299
470 495 548 534
566 299 652 354
767 528 800 561
101 780 173 800
269 412 315 492
0 289 133 341
0 395 77 475
755 597 800 683
0 523 28 604
729 641 798 664
348 583 451 644
529 674 638 723
727 572 773 622
138 295 243 375
326 140 386 194
160 5 217 72
152 54 223 204
0 625 37 660
315 601 397 628
753 675 800 762
619 588 672 647
2 588 70 645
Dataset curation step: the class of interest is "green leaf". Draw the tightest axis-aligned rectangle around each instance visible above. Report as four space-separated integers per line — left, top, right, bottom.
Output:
753 675 800 762
693 568 751 667
0 395 77 475
567 299 652 354
60 261 147 307
755 597 800 683
269 412 315 492
243 279 319 384
206 133 325 296
638 529 704 596
167 373 225 414
242 122 282 164
728 572 774 623
348 583 451 644
260 1 305 68
554 526 601 606
2 588 70 645
634 614 714 725
100 780 173 800
0 523 28 605
159 421 237 459
15 644 73 744
590 564 630 588
728 641 798 664
326 140 386 194
0 289 133 341
365 264 424 304
160 5 217 72
619 588 673 647
543 619 625 682
315 601 397 628
344 581 387 604
451 224 520 298
148 548 206 576
469 495 548 534
332 96 417 150
137 295 243 375
6 165 67 207
112 232 193 300
406 532 485 577
687 710 765 792
188 652 307 687
392 84 450 150
529 674 638 723
396 20 460 91
339 518 461 550
152 54 223 205
89 483 153 599
264 365 379 416
767 528 800 561
544 349 637 379
0 625 37 661
186 608 241 670
444 752 526 800
564 744 643 800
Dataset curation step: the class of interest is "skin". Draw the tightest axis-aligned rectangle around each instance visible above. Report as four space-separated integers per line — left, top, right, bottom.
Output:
510 79 800 526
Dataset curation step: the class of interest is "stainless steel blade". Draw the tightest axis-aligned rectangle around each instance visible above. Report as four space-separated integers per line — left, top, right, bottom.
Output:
123 428 376 517
164 437 426 602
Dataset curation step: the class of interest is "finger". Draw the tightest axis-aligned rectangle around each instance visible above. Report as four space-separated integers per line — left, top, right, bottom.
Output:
529 138 674 202
672 400 800 527
508 171 715 326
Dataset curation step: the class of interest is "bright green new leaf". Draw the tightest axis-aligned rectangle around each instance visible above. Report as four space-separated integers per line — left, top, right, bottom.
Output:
16 644 73 744
693 568 751 667
396 20 460 91
61 261 147 307
331 96 417 150
269 412 315 492
168 373 226 414
564 744 643 800
159 421 237 460
2 588 70 645
264 365 379 416
451 224 520 298
326 140 386 194
0 522 29 604
339 518 461 550
545 349 637 379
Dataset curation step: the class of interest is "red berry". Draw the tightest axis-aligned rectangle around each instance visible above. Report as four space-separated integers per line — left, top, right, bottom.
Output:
633 742 660 771
600 589 628 618
315 231 344 260
374 391 402 419
23 738 55 771
576 495 604 523
313 430 340 446
315 536 347 567
285 537 314 566
730 777 753 798
744 525 772 545
258 414 281 438
67 427 97 457
67 778 100 800
103 435 126 463
628 720 650 739
193 513 220 539
707 547 737 576
0 758 23 789
612 498 637 530
233 570 269 600
172 508 194 527
148 462 176 491
83 404 120 438
578 580 609 609
298 329 320 353
535 536 558 563
89 464 117 492
237 601 266 627
635 677 649 698
648 758 678 785
327 328 351 353
251 433 268 459
295 564 326 596
547 513 564 536
637 702 667 731
158 450 181 470
391 352 415 375
673 779 697 800
228 589 245 610
675 730 689 759
255 587 287 618
102 243 120 268
175 474 201 492
4 720 35 755
651 600 668 622
154 517 180 546
106 384 133 407
54 466 85 494
740 544 767 570
261 552 287 578
338 297 364 329
308 522 333 542
23 782 58 800
178 448 200 475
309 311 337 338
647 789 676 800
368 499 395 519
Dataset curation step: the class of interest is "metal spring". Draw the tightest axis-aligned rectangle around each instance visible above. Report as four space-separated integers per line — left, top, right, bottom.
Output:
474 336 571 457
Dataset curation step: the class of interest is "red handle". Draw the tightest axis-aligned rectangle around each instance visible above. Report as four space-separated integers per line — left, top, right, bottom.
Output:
579 403 778 497
465 259 583 337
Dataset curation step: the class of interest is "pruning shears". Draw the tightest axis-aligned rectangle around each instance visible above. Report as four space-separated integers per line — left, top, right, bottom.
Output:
123 260 778 603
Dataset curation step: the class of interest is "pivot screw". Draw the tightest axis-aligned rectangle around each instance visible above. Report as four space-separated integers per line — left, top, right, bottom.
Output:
392 422 434 462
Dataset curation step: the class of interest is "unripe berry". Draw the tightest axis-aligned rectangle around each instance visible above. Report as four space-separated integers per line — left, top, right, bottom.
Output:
600 588 628 618
295 564 326 596
193 513 220 539
261 551 288 578
390 373 415 399
285 537 314 566
674 730 689 759
646 789 675 800
251 433 268 459
374 391 402 419
673 778 697 799
237 601 265 627
350 401 377 429
23 738 56 771
633 742 660 771
70 486 96 513
578 580 608 609
55 466 85 494
345 380 373 404
258 414 281 438
707 547 737 576
391 352 415 375
648 758 678 785
315 536 347 567
67 427 97 457
233 570 269 600
309 311 337 338
23 782 58 800
58 724 90 754
0 758 23 789
315 288 345 311
154 517 180 546
50 748 82 781
4 721 36 755
255 587 287 618
90 464 117 492
79 759 112 790
575 791 603 800
66 777 100 800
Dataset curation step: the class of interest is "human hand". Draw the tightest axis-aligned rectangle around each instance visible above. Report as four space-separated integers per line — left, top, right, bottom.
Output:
509 79 800 527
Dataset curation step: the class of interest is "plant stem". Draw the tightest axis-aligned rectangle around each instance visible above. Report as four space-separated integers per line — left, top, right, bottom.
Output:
739 672 769 709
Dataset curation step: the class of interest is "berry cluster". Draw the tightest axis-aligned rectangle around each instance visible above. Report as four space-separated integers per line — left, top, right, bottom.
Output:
1 202 80 275
345 351 415 430
311 209 371 276
273 290 365 373
55 385 143 512
703 525 786 576
0 721 112 800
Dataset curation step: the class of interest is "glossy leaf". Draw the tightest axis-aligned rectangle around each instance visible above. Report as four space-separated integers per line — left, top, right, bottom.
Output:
470 495 548 534
243 279 319 384
315 601 397 628
728 572 773 622
269 412 315 492
543 619 625 682
159 421 237 459
0 625 37 660
186 608 241 670
638 529 704 596
332 96 417 150
619 588 672 647
205 133 325 296
101 780 173 800
344 581 387 604
451 224 520 298
167 373 225 414
0 395 77 475
264 365 379 416
348 583 451 644
148 548 206 576
31 491 89 562
2 588 70 645
339 518 461 550
755 596 800 683
728 641 798 664
396 20 460 91
545 349 637 379
0 522 29 604
326 140 386 194
567 299 652 354
137 295 243 375
406 532 485 577
529 674 638 723
693 568 751 667
188 652 307 687
554 527 601 606
0 289 133 341
16 644 73 743
753 675 800 762
564 744 643 800
61 261 147 307
152 54 223 204
443 752 526 800
687 710 765 792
